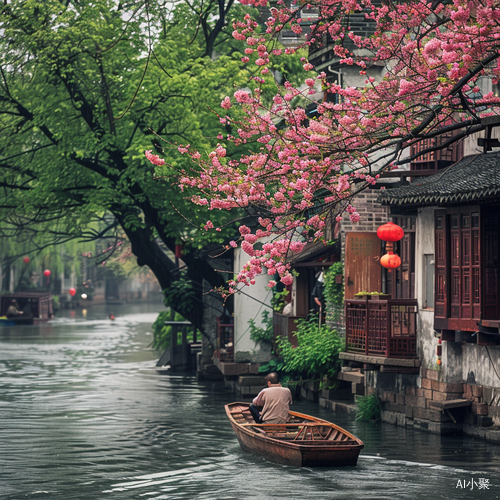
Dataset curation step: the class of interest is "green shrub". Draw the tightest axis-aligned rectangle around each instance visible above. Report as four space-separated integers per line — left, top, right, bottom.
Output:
52 295 60 311
355 394 381 422
150 310 194 351
323 262 344 327
276 314 344 384
162 269 197 319
271 289 289 313
249 309 274 346
258 357 285 375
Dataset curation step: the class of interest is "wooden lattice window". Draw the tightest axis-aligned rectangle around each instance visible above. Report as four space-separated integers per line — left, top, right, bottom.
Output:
410 135 464 174
435 207 482 332
386 216 416 299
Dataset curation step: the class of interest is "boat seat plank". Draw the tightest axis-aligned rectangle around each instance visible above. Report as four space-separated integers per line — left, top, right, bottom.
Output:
292 440 360 446
251 428 267 435
328 429 340 441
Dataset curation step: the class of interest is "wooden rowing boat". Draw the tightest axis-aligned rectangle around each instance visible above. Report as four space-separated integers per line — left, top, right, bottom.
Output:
225 402 364 467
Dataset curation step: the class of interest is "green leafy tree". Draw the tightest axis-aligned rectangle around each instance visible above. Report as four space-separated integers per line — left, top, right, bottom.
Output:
0 0 264 332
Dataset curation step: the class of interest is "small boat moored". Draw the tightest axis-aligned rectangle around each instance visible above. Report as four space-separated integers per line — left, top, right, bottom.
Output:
0 293 53 324
0 316 34 326
225 402 364 467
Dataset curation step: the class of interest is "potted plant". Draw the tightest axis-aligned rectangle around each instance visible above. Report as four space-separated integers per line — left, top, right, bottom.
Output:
368 292 390 300
354 291 390 300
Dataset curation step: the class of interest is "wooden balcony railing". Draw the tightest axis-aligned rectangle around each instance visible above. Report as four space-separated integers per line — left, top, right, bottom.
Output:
345 298 418 358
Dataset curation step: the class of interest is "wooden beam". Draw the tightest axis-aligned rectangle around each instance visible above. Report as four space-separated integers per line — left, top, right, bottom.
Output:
476 332 499 346
340 351 421 367
441 330 455 342
379 366 420 373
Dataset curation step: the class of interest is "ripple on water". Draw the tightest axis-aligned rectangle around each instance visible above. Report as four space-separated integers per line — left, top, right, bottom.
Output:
2 306 500 500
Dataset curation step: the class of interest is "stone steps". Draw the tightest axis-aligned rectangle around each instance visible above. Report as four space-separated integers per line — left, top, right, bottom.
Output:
337 369 365 396
337 370 365 384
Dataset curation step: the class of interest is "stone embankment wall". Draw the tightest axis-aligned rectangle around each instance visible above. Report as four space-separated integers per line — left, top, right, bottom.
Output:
374 367 500 437
225 368 500 443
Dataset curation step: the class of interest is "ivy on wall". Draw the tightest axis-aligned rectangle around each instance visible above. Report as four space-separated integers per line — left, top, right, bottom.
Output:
322 261 344 308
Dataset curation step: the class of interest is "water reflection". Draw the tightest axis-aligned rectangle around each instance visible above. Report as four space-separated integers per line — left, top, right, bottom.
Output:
1 301 500 499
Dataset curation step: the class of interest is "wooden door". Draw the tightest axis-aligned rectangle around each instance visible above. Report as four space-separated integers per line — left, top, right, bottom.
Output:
344 232 382 299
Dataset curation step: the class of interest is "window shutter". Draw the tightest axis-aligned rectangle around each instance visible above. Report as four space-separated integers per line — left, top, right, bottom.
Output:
434 210 448 328
482 207 499 320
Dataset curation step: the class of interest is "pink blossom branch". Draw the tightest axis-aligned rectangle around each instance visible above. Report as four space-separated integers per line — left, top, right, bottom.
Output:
146 0 500 292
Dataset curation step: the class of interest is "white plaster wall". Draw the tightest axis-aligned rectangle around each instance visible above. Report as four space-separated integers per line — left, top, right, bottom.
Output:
462 344 500 388
415 207 438 369
9 267 16 293
291 278 298 316
233 247 273 359
341 64 386 89
463 127 500 156
441 340 464 383
462 79 500 156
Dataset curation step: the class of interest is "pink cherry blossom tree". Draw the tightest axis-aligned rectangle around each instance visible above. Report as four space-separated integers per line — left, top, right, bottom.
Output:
147 0 500 292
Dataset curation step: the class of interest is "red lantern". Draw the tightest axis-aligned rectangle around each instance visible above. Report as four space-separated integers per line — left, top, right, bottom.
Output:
69 288 76 297
378 221 404 271
175 244 183 259
43 269 51 284
377 221 404 242
380 252 401 269
23 256 30 264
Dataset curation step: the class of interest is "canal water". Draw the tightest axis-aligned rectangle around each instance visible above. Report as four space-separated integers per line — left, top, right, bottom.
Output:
1 301 500 500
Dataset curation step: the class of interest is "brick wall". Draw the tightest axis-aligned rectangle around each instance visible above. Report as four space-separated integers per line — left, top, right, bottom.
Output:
377 367 500 433
340 188 389 259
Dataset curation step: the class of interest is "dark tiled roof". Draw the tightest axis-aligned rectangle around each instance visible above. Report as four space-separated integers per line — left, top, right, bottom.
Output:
378 153 500 207
290 239 337 264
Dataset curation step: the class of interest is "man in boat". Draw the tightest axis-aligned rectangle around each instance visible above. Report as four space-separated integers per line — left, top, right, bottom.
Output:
249 372 292 424
6 300 24 318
